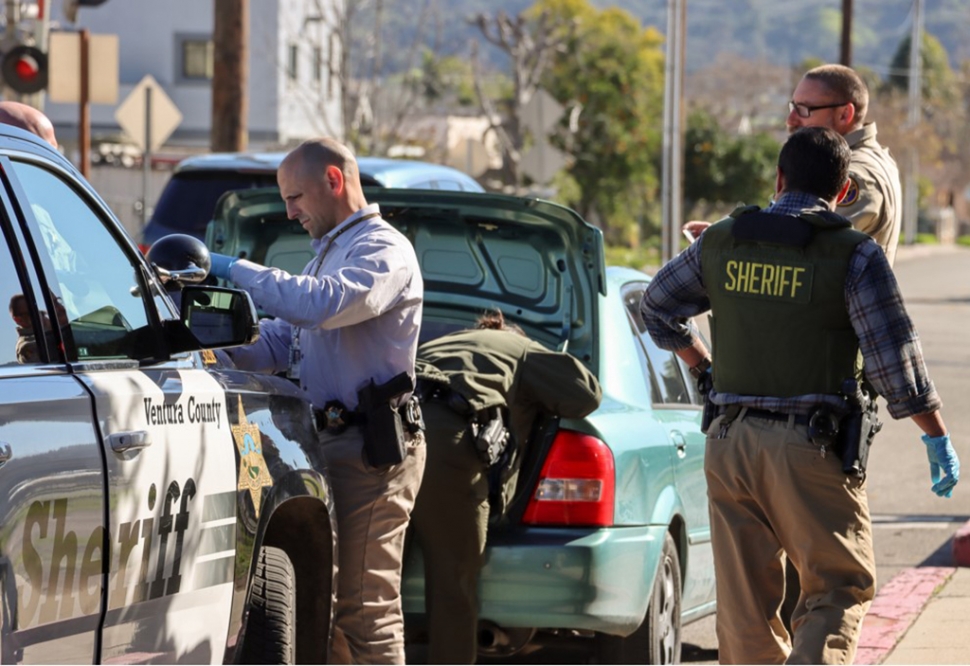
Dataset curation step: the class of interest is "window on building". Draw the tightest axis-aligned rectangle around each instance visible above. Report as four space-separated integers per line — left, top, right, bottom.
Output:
287 44 298 81
313 46 323 84
327 33 336 95
182 38 214 80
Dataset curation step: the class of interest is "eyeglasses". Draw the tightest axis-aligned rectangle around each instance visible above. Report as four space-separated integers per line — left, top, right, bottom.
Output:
788 101 849 118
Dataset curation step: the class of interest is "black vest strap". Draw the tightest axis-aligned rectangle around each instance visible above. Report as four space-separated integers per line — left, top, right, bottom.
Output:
731 210 853 248
731 212 815 247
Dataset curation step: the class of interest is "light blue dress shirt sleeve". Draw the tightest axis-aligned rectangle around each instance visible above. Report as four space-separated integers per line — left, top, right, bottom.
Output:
228 315 292 375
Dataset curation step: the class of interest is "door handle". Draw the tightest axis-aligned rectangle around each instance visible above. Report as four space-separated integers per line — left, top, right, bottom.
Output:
108 431 152 453
670 430 687 456
0 442 11 466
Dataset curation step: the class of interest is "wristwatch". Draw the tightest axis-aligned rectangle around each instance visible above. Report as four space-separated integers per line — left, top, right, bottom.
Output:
688 357 712 380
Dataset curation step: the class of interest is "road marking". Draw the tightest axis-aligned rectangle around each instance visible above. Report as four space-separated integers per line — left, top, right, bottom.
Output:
871 514 969 529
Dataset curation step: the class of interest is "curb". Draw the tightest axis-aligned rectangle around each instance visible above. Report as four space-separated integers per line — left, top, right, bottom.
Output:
854 566 956 665
954 519 970 567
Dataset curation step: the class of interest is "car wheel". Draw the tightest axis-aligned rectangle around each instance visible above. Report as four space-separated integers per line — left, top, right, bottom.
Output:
596 532 682 664
241 546 296 664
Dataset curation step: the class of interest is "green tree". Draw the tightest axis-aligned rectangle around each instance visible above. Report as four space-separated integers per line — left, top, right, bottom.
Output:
418 51 483 107
684 109 779 213
888 32 958 105
536 0 665 243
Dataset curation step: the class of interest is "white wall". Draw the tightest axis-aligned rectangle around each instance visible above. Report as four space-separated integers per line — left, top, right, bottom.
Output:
41 0 340 146
276 0 344 143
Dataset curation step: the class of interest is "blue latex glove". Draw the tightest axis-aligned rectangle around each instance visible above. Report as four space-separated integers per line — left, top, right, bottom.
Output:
922 433 960 498
208 253 237 280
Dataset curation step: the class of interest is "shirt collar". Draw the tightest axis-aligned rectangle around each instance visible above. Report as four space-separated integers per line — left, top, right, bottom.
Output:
766 191 832 217
843 122 877 149
311 203 381 253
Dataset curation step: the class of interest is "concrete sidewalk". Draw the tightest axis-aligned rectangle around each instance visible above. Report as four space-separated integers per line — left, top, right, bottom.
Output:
878 567 970 664
855 522 970 664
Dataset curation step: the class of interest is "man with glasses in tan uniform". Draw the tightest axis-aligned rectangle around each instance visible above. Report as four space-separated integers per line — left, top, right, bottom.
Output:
687 64 902 265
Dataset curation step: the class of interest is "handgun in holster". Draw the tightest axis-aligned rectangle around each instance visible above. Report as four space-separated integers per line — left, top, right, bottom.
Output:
357 371 416 468
470 406 510 467
835 377 882 479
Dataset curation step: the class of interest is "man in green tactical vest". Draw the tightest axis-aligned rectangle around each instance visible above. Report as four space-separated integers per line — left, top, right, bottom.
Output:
639 127 959 664
408 310 602 664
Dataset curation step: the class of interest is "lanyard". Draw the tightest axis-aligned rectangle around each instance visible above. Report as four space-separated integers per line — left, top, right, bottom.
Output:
289 211 381 383
309 211 381 278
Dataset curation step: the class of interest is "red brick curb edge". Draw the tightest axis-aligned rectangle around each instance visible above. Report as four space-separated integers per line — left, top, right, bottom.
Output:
854 566 956 665
953 519 970 567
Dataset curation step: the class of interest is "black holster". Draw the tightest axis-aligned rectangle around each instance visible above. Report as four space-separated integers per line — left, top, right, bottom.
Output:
357 372 414 468
470 407 510 466
835 378 883 478
697 372 716 434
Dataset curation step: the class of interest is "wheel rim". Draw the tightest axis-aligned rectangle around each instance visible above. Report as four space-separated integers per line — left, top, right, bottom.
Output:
656 555 678 663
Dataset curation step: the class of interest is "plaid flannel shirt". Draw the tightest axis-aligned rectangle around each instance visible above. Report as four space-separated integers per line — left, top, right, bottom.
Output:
639 192 940 420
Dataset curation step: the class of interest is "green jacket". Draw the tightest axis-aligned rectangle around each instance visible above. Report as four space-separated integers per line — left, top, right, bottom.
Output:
701 207 868 397
416 328 602 514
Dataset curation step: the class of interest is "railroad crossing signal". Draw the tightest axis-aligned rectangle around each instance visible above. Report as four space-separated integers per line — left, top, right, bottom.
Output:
1 45 48 94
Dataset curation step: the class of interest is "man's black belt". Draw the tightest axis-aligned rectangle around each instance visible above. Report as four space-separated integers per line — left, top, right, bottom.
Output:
720 405 812 427
416 380 474 416
744 407 813 426
314 398 424 435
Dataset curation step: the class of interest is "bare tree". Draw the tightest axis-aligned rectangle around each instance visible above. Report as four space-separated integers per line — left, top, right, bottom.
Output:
283 0 440 154
470 10 574 189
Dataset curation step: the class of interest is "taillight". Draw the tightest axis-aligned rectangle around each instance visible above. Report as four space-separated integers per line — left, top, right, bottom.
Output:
522 429 615 527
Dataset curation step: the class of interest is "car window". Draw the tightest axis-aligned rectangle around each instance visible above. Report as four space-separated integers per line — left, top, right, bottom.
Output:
436 180 464 191
0 229 44 366
12 160 153 361
152 171 277 236
622 283 692 405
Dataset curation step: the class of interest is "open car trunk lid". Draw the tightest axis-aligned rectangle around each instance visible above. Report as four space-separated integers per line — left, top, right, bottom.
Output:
207 187 606 375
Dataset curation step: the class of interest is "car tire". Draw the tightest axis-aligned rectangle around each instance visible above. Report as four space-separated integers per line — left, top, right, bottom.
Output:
241 546 296 664
596 531 682 664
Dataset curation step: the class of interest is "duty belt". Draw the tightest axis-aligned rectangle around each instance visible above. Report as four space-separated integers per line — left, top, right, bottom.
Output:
728 406 813 427
416 380 473 415
314 397 424 435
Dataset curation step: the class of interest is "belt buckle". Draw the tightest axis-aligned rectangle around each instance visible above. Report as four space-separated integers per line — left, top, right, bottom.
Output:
322 401 349 435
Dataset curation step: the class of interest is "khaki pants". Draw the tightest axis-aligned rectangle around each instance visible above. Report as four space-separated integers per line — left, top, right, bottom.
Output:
323 425 426 664
409 402 490 664
705 410 876 665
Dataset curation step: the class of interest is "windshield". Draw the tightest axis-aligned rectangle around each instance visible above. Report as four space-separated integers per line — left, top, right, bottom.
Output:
150 171 279 237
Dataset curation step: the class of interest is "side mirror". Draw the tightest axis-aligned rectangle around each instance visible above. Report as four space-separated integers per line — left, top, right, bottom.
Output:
146 233 212 288
164 285 259 353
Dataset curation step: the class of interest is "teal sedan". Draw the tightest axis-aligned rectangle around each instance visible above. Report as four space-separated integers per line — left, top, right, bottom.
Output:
203 188 716 663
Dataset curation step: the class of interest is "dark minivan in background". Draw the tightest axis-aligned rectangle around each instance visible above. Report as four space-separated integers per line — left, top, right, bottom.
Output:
139 152 485 252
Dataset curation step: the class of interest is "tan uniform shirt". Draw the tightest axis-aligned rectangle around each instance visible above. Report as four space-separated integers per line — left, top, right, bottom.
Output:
838 122 902 265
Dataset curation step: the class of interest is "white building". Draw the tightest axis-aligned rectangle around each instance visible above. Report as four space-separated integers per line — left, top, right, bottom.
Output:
44 0 343 149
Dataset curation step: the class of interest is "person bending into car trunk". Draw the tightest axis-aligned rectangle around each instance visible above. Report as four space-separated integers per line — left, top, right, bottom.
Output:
409 310 601 664
208 138 426 664
639 127 959 664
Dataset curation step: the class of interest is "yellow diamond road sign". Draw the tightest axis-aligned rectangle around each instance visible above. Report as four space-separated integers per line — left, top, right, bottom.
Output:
114 74 182 152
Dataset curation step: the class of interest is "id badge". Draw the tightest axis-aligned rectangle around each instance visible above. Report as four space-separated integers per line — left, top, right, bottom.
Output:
287 330 301 381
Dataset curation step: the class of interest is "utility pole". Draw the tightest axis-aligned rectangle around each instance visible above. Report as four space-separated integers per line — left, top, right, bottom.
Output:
661 0 686 265
840 0 853 67
211 0 248 152
903 0 923 246
3 0 21 101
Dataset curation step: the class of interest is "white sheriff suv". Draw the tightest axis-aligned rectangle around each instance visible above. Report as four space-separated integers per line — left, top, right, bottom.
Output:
0 125 335 663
